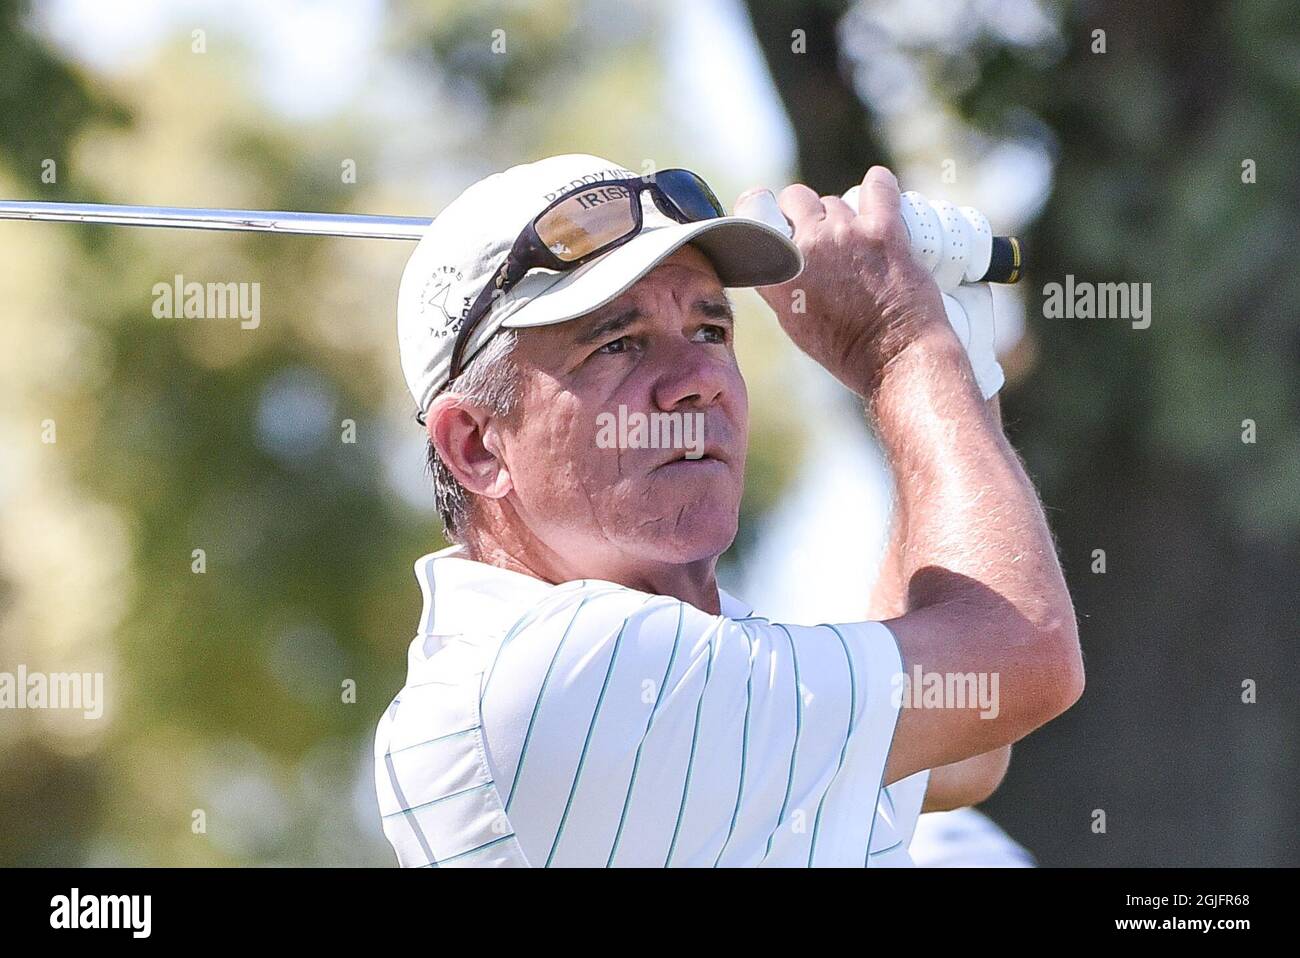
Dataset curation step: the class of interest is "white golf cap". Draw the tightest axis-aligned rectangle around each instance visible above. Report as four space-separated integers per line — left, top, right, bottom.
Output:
397 153 802 413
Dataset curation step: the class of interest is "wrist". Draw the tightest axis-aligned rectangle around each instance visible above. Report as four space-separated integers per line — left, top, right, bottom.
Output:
859 319 967 400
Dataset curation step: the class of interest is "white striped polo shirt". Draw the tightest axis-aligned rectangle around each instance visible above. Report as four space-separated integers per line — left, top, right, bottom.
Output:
374 545 929 867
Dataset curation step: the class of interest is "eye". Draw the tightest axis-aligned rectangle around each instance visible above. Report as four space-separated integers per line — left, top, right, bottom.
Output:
596 336 632 355
694 324 730 344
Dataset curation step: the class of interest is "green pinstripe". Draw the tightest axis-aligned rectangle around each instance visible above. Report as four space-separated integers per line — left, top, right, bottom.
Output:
808 624 858 865
764 622 803 861
606 602 685 867
664 627 719 866
713 622 755 867
503 596 593 811
545 608 639 866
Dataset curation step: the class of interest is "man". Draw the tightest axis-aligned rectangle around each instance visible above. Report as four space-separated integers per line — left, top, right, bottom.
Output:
374 153 1083 867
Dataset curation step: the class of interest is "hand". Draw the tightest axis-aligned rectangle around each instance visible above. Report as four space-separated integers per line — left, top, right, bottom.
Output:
744 166 954 396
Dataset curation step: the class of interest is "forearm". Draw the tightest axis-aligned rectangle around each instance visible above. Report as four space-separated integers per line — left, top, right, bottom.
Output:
866 504 907 621
870 327 1073 641
868 395 1002 621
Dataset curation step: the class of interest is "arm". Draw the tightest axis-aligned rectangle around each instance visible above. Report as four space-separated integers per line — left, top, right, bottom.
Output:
871 282 1080 783
871 394 1014 806
869 395 1002 622
755 168 1083 786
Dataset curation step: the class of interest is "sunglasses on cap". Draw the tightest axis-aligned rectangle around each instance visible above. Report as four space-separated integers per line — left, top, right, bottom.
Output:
433 168 726 407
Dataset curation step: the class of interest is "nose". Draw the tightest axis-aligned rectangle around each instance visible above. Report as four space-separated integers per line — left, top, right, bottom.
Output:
650 336 729 412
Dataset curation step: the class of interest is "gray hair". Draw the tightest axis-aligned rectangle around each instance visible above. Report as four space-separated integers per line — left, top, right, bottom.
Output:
424 330 522 542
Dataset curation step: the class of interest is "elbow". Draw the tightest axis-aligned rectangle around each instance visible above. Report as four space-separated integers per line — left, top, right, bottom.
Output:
1033 606 1085 722
994 601 1084 739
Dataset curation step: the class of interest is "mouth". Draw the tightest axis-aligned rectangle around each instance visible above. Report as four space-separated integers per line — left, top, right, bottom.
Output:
653 448 729 471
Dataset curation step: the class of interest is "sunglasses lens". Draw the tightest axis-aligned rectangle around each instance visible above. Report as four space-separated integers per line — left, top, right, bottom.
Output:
535 185 639 262
655 169 725 222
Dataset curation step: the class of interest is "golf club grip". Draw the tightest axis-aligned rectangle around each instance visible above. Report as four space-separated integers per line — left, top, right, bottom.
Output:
838 185 1024 287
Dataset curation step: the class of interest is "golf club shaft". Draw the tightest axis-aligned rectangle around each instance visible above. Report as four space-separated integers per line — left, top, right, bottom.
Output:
0 200 431 240
1 197 1023 282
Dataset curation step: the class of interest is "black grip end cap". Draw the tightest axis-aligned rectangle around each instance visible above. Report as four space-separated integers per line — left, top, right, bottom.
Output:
982 236 1023 284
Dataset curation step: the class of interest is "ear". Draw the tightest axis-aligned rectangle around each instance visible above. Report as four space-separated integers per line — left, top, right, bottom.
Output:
426 395 513 501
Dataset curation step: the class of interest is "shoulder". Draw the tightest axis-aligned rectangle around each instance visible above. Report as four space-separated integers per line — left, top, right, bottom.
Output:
485 582 904 706
486 580 734 677
492 580 905 667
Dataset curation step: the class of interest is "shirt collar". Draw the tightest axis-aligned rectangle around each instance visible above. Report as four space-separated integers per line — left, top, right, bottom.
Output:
411 544 754 650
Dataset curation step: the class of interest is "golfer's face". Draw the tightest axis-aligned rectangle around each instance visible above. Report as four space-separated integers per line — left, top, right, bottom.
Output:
504 245 748 565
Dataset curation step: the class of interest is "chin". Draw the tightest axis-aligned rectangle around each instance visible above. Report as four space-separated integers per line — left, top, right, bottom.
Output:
633 499 740 563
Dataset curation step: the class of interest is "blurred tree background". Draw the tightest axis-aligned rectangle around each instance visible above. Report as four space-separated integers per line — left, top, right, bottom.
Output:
1 0 1296 866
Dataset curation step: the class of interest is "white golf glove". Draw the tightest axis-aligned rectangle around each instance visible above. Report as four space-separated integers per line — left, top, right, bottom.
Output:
940 282 1004 399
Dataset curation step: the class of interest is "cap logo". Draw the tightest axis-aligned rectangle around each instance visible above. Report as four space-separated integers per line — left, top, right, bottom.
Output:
420 265 468 338
542 166 637 204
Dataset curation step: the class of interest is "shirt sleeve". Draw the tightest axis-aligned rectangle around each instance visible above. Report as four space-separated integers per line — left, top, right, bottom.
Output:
476 582 906 867
867 769 932 866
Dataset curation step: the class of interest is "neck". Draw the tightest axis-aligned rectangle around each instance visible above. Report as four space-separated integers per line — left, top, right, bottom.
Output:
462 525 723 615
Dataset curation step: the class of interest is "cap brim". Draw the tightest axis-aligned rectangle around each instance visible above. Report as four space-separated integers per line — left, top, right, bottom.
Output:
495 215 802 331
